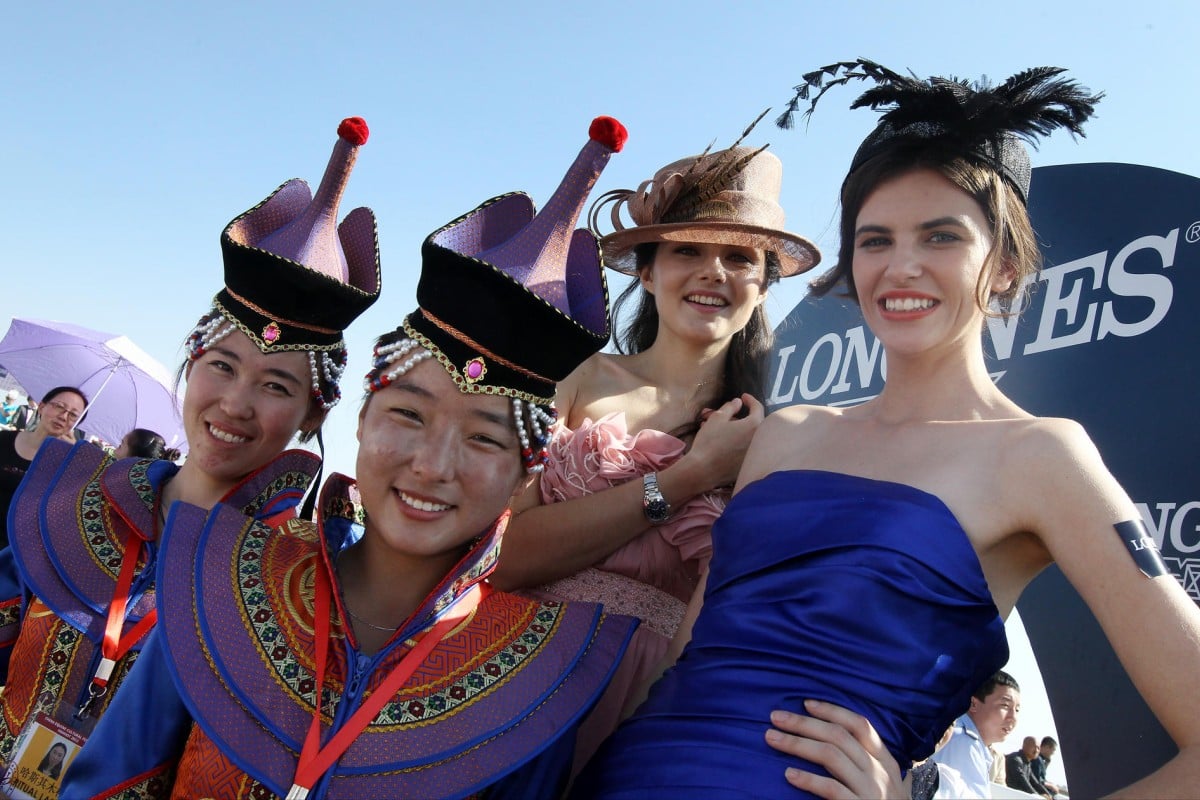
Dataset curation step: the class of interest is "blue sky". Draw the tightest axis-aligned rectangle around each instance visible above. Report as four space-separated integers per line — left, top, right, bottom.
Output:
4 1 1196 783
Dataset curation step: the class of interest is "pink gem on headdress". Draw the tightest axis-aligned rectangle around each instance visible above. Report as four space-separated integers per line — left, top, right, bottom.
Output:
464 357 487 383
263 322 281 344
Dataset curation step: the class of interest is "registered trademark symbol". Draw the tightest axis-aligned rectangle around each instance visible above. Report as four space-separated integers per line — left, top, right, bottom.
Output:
1186 221 1200 243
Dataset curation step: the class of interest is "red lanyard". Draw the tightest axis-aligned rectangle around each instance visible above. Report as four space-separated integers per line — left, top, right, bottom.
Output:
91 538 158 690
285 572 480 800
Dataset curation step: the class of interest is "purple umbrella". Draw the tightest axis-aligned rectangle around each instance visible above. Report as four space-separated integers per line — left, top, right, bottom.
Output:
0 318 187 452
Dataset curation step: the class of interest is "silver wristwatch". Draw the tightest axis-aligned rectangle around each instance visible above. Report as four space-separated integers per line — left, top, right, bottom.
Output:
642 472 671 525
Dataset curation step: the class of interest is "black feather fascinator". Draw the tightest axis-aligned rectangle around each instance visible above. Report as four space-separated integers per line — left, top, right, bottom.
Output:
776 59 1103 201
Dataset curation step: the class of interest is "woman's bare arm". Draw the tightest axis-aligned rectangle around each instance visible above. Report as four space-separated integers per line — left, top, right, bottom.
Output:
490 359 762 590
1016 418 1200 798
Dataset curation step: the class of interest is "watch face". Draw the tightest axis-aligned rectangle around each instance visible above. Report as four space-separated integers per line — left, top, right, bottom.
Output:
644 497 670 523
643 473 671 524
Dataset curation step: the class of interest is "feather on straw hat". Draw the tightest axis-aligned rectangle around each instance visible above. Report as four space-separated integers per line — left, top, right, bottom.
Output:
589 112 820 277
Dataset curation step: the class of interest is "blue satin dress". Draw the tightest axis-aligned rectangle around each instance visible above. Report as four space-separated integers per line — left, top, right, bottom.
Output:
574 470 1009 799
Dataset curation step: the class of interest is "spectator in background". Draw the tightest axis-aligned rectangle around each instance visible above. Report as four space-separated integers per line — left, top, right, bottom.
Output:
12 397 37 432
1033 737 1066 798
1007 736 1051 798
114 428 167 460
989 743 1007 789
0 390 20 429
931 671 1021 798
0 386 88 548
908 725 974 800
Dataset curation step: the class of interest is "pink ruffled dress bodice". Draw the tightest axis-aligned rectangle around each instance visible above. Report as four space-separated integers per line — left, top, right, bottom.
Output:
539 411 726 606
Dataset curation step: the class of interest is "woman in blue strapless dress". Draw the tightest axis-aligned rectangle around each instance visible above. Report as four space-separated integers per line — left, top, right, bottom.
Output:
575 61 1200 798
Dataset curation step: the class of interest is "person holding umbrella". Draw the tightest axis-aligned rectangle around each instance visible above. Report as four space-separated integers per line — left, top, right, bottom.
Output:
0 385 88 548
0 116 381 776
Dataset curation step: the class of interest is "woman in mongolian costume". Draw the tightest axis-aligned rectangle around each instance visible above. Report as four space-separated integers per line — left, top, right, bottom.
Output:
0 118 381 794
575 62 1200 798
490 116 821 769
62 117 638 799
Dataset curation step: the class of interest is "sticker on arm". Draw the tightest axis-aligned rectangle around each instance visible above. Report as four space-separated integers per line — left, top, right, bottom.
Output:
1114 519 1168 578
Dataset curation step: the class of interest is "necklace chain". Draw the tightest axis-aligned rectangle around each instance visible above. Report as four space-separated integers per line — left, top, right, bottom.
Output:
333 548 400 632
344 605 400 632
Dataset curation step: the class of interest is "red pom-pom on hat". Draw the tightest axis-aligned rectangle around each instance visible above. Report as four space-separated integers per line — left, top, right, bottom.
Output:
589 116 627 152
338 117 369 146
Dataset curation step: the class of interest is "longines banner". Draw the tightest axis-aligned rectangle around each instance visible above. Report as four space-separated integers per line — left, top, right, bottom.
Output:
767 163 1199 799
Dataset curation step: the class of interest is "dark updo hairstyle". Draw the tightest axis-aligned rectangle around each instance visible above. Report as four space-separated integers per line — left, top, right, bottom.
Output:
41 386 90 425
612 242 782 416
122 428 167 459
810 145 1041 316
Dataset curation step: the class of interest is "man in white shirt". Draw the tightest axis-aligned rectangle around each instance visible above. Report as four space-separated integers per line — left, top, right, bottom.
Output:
932 671 1021 798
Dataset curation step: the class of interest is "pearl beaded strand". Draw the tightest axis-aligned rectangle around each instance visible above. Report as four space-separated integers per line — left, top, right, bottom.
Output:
513 398 557 474
185 312 235 360
308 349 349 410
364 338 433 393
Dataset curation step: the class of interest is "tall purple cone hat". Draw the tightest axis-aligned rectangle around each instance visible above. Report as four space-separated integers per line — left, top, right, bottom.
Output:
187 118 382 410
366 116 626 472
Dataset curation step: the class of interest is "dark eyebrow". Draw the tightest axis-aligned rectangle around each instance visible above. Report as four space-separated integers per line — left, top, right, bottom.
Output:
474 408 514 430
392 382 515 432
209 345 242 363
391 383 437 401
919 216 969 230
855 217 970 238
208 345 304 387
264 367 305 387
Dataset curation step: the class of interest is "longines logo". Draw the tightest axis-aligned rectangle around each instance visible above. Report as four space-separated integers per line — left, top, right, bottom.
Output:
1164 556 1200 601
1137 501 1200 600
768 225 1193 407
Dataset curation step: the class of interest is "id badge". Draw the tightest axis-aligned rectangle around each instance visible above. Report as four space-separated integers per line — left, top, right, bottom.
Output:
0 712 87 799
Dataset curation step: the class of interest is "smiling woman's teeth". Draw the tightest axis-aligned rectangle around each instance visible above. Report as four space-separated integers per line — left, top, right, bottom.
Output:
686 295 727 306
399 491 451 512
883 297 936 312
209 425 247 444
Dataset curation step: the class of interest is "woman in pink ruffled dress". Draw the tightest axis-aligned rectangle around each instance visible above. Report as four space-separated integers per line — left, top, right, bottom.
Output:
491 133 822 768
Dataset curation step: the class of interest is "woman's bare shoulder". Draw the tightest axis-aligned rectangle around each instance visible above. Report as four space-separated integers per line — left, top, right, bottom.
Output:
736 404 844 489
553 352 636 426
764 402 844 428
1000 414 1101 473
995 414 1135 535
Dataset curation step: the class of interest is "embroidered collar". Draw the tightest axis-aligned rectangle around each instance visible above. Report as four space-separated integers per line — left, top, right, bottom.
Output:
101 449 321 541
156 494 637 798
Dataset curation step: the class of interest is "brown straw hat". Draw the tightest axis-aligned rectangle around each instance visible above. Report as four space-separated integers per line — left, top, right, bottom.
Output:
589 144 820 277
